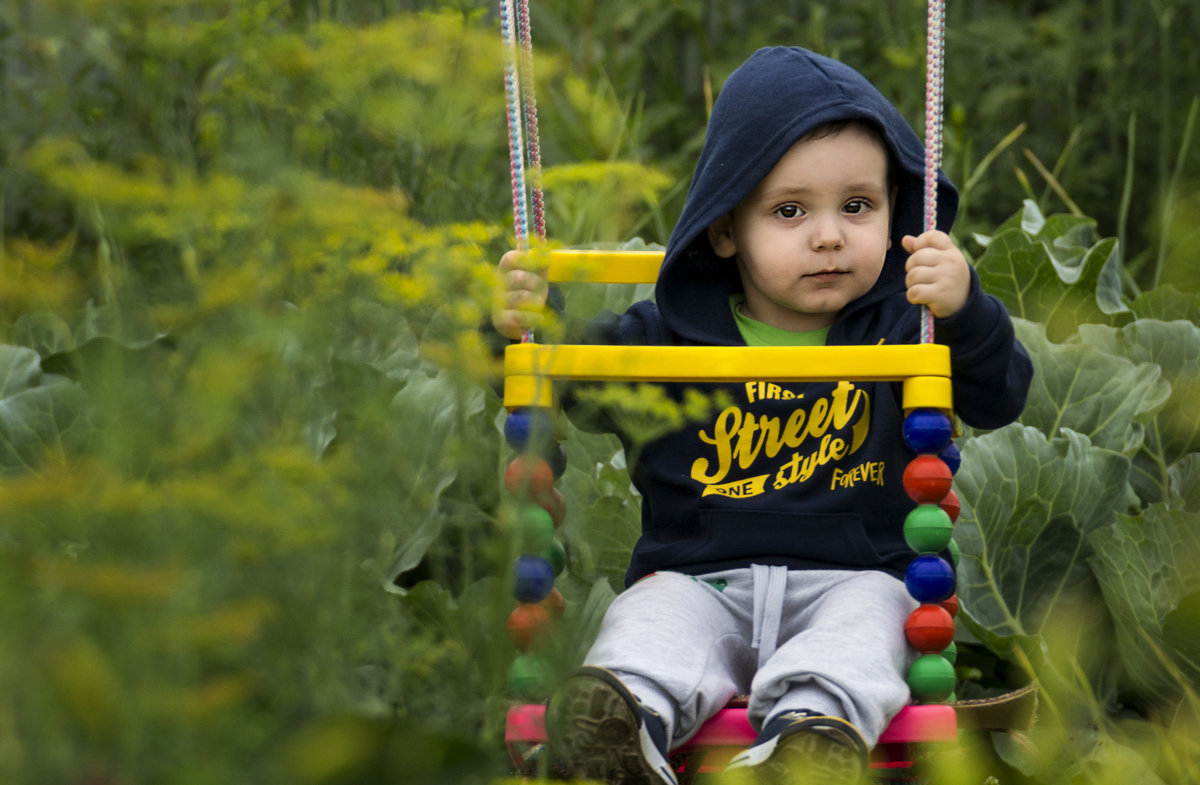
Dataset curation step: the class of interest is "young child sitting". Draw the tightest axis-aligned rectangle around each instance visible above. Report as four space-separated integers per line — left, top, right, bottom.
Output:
493 46 1032 784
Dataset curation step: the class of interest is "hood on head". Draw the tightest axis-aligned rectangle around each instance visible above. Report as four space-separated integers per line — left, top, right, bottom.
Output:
656 46 958 344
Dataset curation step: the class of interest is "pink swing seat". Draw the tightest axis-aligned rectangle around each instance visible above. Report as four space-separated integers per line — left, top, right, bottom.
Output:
505 700 957 780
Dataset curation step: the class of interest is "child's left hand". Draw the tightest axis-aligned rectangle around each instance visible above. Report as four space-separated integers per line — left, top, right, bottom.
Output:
901 231 971 319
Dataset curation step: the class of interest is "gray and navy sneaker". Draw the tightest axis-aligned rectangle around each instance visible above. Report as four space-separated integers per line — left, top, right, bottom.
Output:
724 710 868 784
546 666 678 785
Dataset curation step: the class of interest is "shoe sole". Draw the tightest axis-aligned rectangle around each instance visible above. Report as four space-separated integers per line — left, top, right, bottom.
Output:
753 731 867 783
728 715 868 784
546 667 676 785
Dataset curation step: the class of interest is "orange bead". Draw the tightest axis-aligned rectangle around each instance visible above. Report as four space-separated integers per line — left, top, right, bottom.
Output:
903 455 953 503
541 586 566 618
905 603 955 652
504 456 555 498
506 603 552 651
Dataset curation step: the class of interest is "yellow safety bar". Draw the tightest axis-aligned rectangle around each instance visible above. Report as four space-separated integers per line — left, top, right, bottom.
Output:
544 249 663 284
505 250 953 413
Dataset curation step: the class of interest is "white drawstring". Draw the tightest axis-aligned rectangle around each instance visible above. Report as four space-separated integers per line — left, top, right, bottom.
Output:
750 564 788 669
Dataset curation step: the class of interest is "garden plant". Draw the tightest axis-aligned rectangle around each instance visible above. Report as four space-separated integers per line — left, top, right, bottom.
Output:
0 1 1198 784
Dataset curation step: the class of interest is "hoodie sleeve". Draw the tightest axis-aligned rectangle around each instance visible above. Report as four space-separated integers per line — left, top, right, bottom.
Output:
934 268 1033 430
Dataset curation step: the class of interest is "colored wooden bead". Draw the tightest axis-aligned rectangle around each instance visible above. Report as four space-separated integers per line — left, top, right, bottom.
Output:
545 441 568 479
513 555 555 603
940 593 960 618
541 586 566 618
506 603 552 651
905 554 956 603
946 538 961 569
542 537 567 576
905 603 955 652
940 640 958 665
902 455 953 503
508 653 550 699
903 408 953 454
504 407 554 451
939 440 961 475
903 504 953 554
907 653 956 703
515 504 555 552
536 486 567 528
939 488 961 523
505 456 556 498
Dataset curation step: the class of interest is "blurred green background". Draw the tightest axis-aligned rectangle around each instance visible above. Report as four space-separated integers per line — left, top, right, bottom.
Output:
1 1 1198 783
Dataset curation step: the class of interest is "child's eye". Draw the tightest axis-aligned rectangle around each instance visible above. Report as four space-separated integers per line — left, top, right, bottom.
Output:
775 204 803 219
843 199 871 215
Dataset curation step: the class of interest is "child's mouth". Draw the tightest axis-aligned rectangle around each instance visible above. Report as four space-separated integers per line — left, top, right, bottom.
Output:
804 270 848 281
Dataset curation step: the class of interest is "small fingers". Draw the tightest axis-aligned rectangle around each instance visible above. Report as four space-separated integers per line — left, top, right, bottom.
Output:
902 231 953 254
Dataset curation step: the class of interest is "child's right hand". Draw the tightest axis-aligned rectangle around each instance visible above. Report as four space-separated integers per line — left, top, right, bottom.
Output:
492 250 549 340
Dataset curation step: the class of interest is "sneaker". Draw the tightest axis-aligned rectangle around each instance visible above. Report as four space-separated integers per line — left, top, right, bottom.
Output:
724 710 868 784
546 666 679 785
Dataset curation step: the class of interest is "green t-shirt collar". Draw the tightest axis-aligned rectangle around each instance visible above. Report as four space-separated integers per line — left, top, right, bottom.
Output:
730 294 830 347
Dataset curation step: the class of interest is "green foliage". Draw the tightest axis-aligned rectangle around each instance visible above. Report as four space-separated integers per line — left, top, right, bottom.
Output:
945 206 1200 783
1 1 1198 784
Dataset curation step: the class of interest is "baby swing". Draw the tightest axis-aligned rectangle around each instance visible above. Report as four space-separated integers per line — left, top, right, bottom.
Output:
492 0 1023 780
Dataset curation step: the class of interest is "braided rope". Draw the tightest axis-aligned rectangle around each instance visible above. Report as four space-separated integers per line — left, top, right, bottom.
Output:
501 0 537 341
501 0 529 249
921 0 946 344
516 0 546 241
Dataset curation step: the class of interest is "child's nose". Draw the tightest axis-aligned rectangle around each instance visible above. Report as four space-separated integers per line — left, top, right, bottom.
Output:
810 214 845 251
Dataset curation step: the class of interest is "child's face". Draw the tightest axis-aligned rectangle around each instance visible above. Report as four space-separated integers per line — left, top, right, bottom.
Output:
707 124 893 332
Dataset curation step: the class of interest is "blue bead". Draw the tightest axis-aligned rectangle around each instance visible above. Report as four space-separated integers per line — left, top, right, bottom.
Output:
905 554 956 603
939 441 961 475
504 408 554 451
903 409 953 454
513 555 555 603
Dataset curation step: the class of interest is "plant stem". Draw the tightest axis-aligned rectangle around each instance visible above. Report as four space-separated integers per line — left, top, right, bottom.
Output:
1022 148 1084 217
1152 96 1199 290
1117 113 1136 271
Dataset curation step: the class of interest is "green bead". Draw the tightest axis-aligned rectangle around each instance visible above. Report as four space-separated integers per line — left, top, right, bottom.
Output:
947 537 961 568
508 653 550 699
516 505 555 552
940 640 958 665
908 653 956 703
903 504 953 554
542 537 567 576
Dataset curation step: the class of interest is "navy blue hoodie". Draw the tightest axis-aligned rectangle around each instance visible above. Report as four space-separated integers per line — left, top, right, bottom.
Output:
559 47 1031 587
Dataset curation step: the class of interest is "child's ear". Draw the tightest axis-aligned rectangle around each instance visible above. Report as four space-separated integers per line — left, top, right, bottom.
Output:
707 214 738 259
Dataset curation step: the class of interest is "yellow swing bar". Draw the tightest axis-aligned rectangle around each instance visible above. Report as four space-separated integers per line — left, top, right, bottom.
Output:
503 251 952 412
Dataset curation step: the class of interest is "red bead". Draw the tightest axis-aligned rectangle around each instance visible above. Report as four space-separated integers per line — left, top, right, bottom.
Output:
905 603 955 652
506 603 552 651
939 488 961 523
504 456 555 498
903 455 953 503
535 486 567 528
940 594 960 618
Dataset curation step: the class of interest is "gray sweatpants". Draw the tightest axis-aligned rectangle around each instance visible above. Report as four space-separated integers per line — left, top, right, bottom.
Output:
583 567 917 749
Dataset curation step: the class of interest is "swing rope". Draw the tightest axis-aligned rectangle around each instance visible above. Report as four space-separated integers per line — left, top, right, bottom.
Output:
500 0 947 344
500 0 545 343
921 0 946 344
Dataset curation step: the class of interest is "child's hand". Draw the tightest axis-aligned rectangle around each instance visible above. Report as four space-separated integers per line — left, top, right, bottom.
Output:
492 250 550 340
901 231 971 319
